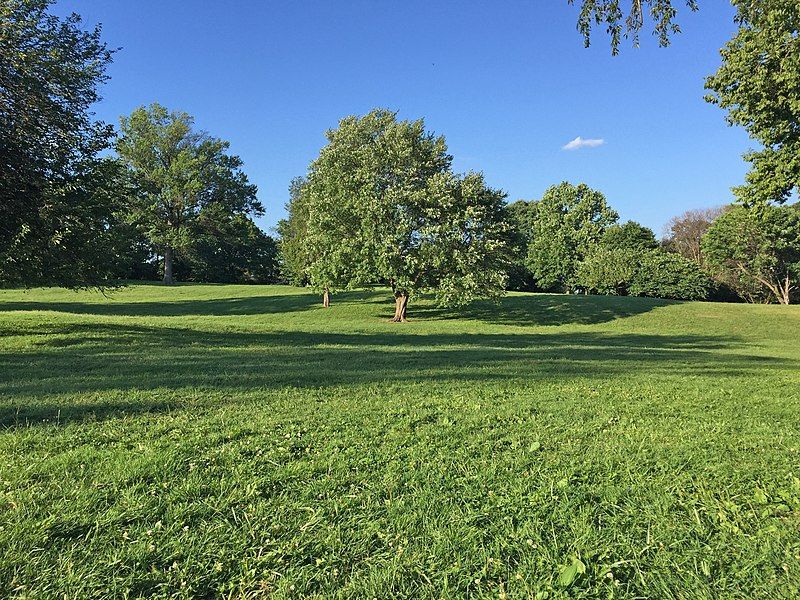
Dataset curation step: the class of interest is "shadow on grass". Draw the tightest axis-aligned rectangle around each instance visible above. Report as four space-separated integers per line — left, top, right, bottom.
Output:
0 322 790 427
415 294 677 327
0 289 672 326
0 293 320 317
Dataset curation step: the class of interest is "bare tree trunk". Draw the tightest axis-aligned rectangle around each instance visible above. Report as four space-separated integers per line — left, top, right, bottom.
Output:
163 247 174 285
323 288 330 308
390 291 409 322
778 274 792 305
756 274 787 305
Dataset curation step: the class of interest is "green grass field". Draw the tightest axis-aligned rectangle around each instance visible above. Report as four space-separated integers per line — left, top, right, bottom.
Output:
1 284 799 599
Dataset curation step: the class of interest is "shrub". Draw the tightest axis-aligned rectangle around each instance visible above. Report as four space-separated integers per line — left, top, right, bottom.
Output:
575 248 637 295
629 251 712 300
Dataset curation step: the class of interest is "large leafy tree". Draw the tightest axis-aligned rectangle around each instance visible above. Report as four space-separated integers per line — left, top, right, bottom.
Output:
705 1 800 206
575 247 638 295
301 109 511 321
702 205 800 304
577 245 712 300
1 158 132 287
524 182 618 292
116 103 262 284
627 251 711 300
573 220 658 295
0 0 117 286
577 219 709 298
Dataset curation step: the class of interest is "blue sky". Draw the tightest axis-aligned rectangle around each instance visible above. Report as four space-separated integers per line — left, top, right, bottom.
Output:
54 0 749 237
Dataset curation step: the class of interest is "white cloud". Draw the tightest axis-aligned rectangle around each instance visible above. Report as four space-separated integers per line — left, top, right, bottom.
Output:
562 136 605 151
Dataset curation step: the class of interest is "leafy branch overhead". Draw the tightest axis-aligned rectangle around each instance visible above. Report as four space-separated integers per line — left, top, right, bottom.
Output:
569 0 699 54
705 0 800 206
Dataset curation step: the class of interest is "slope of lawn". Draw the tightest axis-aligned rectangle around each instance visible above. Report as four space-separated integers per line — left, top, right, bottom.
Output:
1 283 799 598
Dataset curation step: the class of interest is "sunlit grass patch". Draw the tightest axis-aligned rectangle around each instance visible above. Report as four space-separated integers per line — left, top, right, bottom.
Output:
1 284 799 598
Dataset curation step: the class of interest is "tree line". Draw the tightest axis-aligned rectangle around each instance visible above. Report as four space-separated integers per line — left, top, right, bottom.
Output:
2 0 798 313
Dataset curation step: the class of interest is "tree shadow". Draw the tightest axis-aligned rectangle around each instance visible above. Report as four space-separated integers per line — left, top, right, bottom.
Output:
0 287 671 326
0 293 321 317
0 322 790 427
413 294 677 326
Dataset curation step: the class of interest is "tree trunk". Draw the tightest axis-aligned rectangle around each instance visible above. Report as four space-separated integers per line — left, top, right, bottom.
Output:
163 247 174 285
778 274 792 305
390 291 409 322
323 288 330 308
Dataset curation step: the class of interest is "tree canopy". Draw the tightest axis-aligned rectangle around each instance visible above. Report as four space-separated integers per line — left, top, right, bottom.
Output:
504 200 539 292
298 109 511 320
627 251 711 300
601 220 659 251
178 206 280 284
575 247 638 295
576 221 711 300
276 177 312 286
523 182 619 292
705 0 800 206
0 0 116 287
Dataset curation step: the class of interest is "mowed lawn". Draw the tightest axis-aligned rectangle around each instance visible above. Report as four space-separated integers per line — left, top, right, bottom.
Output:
0 284 799 599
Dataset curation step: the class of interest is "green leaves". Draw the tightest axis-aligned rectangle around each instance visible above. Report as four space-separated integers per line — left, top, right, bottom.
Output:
569 0 698 55
575 247 638 295
184 209 280 284
705 0 800 206
298 109 511 310
556 556 586 587
627 251 712 301
602 221 659 251
0 0 116 287
523 182 619 292
277 177 312 286
702 204 800 304
116 103 261 283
